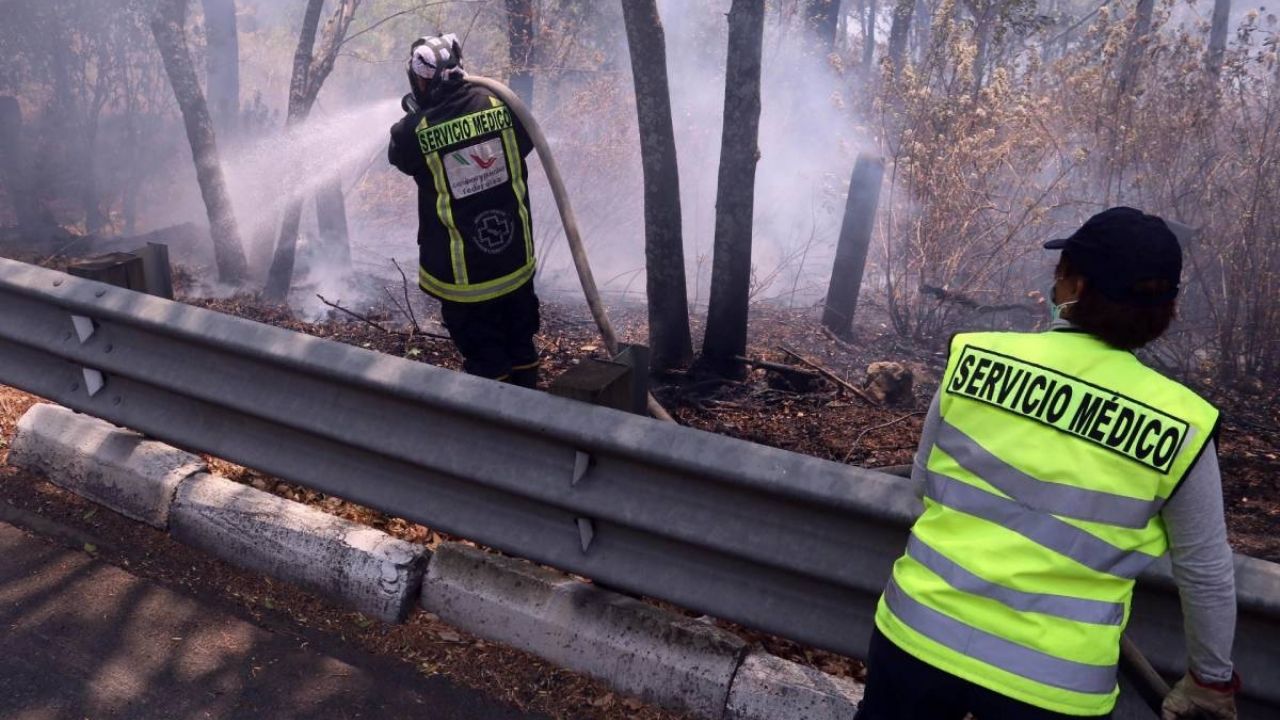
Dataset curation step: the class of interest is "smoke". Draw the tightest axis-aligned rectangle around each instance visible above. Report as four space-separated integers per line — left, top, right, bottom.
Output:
526 2 868 309
221 99 402 266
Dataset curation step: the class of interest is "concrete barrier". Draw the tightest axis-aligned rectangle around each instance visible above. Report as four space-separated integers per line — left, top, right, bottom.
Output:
725 651 864 720
170 473 427 623
9 404 204 528
422 543 749 718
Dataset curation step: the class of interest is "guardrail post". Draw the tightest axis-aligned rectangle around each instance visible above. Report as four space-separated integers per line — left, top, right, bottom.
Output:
67 252 147 292
614 343 651 415
548 358 634 413
66 245 174 299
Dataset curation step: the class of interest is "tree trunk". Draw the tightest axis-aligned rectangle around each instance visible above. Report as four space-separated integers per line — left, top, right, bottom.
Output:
620 0 694 371
506 0 536 107
315 176 352 274
1117 0 1154 96
861 0 878 74
822 155 885 337
151 0 248 283
886 0 914 69
265 0 361 301
700 0 765 377
201 0 240 140
264 0 327 302
969 1 994 96
912 0 932 64
1205 0 1231 79
0 97 43 242
808 0 842 51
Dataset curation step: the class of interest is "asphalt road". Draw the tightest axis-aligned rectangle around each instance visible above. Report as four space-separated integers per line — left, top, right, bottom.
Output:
0 521 545 720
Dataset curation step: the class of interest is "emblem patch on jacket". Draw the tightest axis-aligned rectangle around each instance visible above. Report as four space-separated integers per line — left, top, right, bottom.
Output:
473 210 515 254
445 138 509 198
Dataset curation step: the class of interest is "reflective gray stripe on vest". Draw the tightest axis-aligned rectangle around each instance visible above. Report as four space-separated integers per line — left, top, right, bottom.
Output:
935 421 1162 529
906 534 1126 626
883 578 1119 695
925 471 1159 579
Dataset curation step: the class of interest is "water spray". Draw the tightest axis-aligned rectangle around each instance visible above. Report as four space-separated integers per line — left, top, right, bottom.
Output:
403 80 674 423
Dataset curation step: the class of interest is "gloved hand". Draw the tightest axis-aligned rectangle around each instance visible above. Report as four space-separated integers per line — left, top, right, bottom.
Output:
1161 671 1239 720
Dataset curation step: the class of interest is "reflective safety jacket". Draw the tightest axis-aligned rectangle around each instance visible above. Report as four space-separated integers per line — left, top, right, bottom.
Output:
876 329 1219 716
389 83 535 303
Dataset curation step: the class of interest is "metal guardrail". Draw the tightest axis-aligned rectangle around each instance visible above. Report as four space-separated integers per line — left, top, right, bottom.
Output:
0 257 1276 717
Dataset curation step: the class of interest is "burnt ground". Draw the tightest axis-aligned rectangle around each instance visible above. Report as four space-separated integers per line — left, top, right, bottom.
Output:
1 274 1277 716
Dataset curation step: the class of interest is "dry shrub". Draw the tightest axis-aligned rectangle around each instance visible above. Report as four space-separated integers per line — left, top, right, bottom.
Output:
869 0 1280 383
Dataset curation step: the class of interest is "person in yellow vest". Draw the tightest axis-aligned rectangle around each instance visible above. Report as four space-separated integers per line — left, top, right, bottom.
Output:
856 208 1239 720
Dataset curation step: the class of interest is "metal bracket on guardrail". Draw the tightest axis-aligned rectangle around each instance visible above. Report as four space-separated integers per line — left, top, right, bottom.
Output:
572 450 592 487
69 314 106 397
576 517 596 553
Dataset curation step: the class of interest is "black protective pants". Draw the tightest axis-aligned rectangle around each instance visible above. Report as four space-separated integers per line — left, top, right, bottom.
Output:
854 628 1112 720
438 281 541 388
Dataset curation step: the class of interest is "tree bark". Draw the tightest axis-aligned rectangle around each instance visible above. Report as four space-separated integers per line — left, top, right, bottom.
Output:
1205 0 1231 78
201 0 240 140
700 0 765 377
265 0 360 301
151 0 248 283
886 0 914 69
621 0 694 371
506 0 536 108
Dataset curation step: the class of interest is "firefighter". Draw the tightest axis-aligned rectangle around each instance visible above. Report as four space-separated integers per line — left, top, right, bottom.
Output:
856 208 1238 720
388 34 541 388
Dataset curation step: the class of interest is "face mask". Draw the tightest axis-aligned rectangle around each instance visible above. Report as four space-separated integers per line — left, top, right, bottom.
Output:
1049 283 1077 322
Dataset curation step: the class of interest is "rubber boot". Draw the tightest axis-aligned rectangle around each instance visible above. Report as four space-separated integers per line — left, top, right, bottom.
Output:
510 365 539 389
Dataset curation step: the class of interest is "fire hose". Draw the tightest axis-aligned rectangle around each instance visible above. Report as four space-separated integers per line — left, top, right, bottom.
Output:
403 80 674 423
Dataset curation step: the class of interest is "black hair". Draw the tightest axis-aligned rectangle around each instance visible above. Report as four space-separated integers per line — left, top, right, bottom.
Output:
1057 252 1177 351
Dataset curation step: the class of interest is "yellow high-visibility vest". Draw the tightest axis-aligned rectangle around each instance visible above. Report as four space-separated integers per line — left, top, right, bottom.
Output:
876 329 1219 716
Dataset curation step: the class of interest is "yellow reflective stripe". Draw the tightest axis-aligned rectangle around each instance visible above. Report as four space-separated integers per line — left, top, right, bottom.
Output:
424 151 469 286
419 261 535 303
490 96 534 262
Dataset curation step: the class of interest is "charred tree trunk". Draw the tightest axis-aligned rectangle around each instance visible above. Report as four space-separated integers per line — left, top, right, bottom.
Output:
886 0 914 69
620 0 694 371
151 0 248 283
315 176 352 274
1205 0 1231 79
822 155 885 337
201 0 240 140
265 0 360 301
807 0 843 51
506 0 536 107
700 0 765 378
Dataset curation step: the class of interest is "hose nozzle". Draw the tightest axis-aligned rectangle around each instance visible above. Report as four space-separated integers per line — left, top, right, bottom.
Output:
401 93 420 115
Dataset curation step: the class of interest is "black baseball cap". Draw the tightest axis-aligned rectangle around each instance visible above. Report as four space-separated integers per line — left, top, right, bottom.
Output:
1044 207 1182 306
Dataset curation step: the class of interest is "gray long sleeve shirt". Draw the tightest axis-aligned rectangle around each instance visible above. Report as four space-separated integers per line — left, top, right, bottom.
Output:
912 373 1236 681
